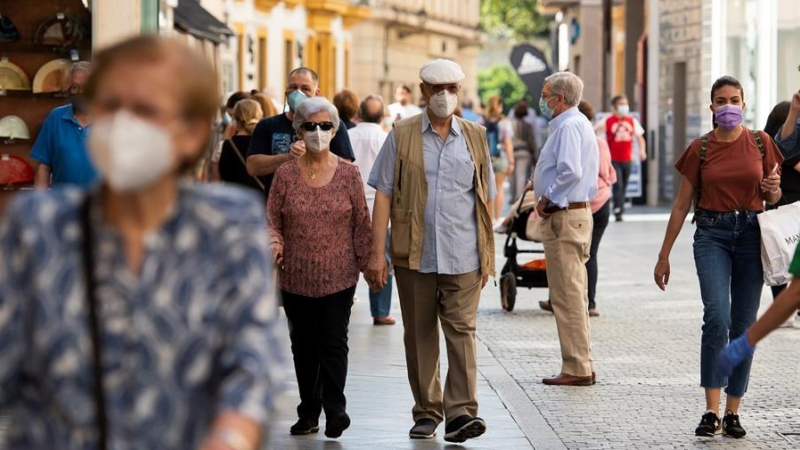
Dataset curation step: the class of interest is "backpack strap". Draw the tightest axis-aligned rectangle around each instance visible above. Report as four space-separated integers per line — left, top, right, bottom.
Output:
750 129 766 157
692 133 710 223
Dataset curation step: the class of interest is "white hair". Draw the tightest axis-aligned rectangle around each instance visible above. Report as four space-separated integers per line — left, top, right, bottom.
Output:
545 72 583 107
292 97 340 131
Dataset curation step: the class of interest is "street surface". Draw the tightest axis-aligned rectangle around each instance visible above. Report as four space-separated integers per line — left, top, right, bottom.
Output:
2 208 799 449
271 207 800 450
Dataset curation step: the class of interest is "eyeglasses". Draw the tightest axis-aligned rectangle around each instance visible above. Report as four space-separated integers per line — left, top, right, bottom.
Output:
301 121 335 131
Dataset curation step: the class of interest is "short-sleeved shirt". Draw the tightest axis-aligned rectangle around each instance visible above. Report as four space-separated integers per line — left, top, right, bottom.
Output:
246 112 355 196
605 114 645 162
29 104 99 187
675 129 783 212
368 112 497 275
790 242 800 277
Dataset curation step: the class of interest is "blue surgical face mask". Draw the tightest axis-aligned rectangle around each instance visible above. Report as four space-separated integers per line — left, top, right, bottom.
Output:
287 90 308 113
539 96 554 120
617 105 630 116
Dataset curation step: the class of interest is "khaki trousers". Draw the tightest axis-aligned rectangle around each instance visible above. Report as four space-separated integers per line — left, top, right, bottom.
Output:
394 267 482 425
541 206 594 377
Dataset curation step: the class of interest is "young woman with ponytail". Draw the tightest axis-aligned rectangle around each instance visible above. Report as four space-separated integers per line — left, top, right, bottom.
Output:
219 98 267 195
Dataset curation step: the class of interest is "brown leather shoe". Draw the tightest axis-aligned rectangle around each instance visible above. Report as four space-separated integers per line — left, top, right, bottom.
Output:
373 316 396 325
588 309 600 317
542 373 594 386
538 300 553 312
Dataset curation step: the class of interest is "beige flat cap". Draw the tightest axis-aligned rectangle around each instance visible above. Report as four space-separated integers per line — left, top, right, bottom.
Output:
419 59 465 84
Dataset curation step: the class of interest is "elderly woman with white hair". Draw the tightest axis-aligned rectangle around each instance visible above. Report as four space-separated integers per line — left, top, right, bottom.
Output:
267 96 372 439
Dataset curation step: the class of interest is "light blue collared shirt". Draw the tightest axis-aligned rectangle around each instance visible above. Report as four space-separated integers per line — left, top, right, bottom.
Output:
533 106 599 207
368 112 497 275
775 117 800 159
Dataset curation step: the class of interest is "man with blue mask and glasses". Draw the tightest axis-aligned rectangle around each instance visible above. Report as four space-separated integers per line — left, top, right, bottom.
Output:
246 67 355 197
533 72 600 387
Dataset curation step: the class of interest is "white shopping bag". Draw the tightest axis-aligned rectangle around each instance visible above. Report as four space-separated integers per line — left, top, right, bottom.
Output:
757 201 800 286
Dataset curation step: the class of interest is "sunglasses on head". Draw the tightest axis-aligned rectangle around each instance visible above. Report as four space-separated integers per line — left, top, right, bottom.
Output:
301 121 335 132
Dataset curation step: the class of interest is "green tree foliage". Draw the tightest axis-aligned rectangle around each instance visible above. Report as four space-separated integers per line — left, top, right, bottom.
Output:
478 65 530 113
479 0 550 41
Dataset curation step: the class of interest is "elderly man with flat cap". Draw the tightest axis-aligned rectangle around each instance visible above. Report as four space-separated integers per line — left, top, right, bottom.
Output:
366 59 496 443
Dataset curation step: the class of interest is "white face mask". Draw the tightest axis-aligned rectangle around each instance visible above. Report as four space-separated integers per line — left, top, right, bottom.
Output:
303 128 332 153
89 110 175 192
428 90 458 119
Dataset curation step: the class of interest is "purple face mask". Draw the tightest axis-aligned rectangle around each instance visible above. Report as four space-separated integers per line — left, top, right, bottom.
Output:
714 104 743 130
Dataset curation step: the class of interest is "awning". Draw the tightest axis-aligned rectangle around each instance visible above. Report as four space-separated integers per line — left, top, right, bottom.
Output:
173 0 235 44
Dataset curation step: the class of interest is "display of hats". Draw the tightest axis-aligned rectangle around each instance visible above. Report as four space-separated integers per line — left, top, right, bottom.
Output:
0 15 21 43
34 14 88 47
0 59 30 91
32 59 72 94
0 115 30 140
0 154 35 186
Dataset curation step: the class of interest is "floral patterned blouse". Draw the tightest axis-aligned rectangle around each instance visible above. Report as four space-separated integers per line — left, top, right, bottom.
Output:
268 159 372 297
0 184 285 450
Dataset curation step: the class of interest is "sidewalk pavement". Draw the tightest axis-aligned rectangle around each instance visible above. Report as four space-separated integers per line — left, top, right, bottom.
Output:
267 283 543 450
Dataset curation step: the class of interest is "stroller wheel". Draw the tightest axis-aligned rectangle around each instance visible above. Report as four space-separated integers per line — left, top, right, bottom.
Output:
500 272 517 312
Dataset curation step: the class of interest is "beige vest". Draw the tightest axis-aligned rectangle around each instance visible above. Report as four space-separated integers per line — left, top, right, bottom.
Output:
389 114 495 276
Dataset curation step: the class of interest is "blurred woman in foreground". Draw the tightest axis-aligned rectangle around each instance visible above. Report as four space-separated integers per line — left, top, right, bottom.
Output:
0 35 284 450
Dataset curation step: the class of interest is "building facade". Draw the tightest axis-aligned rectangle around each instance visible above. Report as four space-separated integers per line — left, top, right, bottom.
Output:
653 0 800 201
220 0 369 100
348 0 483 106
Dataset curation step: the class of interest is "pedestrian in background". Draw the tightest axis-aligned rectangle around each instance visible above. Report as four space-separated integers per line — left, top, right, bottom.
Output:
654 75 783 439
217 99 266 195
533 72 599 387
509 99 537 203
596 95 647 222
222 91 251 139
31 61 98 188
253 92 279 119
579 100 615 317
483 95 515 225
460 98 481 122
246 67 354 198
775 88 800 158
268 97 371 439
366 59 495 444
0 35 284 450
349 94 396 326
388 83 423 121
334 89 359 130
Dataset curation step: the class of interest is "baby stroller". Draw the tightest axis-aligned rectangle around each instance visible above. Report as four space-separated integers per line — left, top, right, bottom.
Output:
499 188 548 312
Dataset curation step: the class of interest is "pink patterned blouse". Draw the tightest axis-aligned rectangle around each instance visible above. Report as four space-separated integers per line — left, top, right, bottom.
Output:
268 159 372 297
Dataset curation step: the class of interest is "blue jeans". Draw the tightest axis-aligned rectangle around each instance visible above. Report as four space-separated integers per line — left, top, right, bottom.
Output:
693 210 763 398
370 229 393 318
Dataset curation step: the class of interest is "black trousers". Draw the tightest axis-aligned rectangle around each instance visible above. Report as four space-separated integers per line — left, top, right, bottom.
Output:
612 161 632 215
282 286 355 420
586 200 610 310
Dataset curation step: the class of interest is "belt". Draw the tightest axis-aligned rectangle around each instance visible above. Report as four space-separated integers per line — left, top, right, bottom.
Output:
544 201 589 213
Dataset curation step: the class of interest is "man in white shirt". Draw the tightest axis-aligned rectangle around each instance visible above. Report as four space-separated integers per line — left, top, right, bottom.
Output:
349 95 395 326
388 84 423 121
